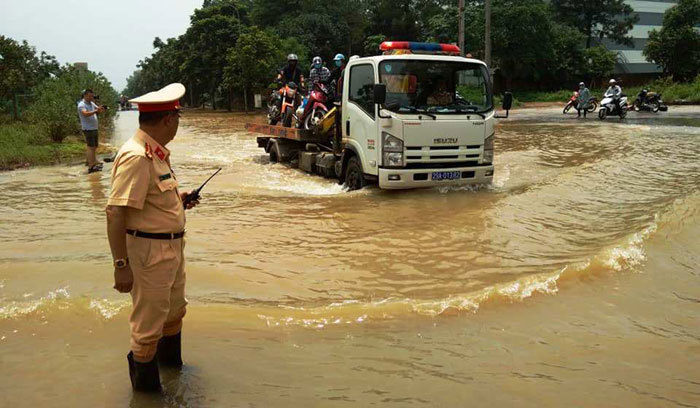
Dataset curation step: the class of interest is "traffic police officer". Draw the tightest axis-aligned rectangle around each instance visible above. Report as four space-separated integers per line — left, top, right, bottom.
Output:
105 83 198 392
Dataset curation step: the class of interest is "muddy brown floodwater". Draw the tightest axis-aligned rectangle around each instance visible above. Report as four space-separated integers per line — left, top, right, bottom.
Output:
1 107 699 407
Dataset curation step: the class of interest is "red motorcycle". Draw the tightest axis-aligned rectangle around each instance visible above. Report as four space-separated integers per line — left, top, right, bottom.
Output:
297 81 332 130
563 91 598 114
563 91 579 114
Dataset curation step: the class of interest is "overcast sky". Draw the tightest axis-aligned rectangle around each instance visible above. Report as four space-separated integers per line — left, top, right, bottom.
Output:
1 0 203 92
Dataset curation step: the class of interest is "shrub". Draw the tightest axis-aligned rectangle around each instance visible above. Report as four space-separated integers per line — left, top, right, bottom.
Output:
27 65 117 142
646 75 700 103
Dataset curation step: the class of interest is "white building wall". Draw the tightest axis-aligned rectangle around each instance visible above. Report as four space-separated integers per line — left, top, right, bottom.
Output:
606 0 676 74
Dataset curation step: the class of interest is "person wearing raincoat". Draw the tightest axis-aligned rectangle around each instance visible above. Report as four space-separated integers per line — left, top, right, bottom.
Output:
577 82 591 118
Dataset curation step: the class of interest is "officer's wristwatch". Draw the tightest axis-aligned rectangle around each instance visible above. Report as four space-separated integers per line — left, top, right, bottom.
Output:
113 258 129 269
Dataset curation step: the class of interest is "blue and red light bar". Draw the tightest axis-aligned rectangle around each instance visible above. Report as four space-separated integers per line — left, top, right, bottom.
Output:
379 41 461 55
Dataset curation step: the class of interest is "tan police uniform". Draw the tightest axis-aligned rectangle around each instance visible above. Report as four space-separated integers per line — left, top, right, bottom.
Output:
107 111 187 362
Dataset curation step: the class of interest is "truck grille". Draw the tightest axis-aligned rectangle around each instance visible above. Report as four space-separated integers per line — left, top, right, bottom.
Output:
404 145 483 166
405 161 482 169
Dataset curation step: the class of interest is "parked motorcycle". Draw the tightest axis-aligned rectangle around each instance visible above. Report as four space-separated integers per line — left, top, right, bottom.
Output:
563 91 598 114
598 91 628 120
563 91 579 114
633 89 667 112
297 81 333 130
267 81 300 127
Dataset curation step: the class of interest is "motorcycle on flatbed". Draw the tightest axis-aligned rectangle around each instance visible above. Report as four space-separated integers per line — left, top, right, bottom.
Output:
268 82 301 127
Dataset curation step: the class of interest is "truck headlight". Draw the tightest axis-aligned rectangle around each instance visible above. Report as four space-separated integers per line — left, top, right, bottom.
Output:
382 132 404 167
482 132 494 164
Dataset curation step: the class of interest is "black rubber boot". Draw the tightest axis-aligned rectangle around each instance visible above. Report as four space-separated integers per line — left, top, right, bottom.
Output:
156 332 183 368
127 351 161 392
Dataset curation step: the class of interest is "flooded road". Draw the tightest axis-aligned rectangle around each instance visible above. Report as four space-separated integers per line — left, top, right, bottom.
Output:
1 107 699 407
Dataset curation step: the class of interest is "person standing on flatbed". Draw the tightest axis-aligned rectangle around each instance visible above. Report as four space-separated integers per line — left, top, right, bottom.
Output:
105 83 199 392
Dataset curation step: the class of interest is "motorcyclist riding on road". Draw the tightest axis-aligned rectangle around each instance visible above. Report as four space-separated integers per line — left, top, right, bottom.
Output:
605 79 622 109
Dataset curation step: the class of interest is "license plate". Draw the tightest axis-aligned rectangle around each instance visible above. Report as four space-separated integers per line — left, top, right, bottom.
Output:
431 171 461 181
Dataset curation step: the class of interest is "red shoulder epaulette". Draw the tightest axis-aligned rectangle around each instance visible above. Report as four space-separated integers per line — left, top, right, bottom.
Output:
144 143 154 160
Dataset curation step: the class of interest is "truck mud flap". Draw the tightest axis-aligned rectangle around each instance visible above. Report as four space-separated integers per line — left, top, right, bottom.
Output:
257 137 270 149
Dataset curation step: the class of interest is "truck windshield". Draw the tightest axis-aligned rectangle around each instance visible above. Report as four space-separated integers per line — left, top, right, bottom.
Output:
378 60 492 115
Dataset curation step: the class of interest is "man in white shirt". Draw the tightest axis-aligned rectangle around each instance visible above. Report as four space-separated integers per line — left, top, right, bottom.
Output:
77 89 105 172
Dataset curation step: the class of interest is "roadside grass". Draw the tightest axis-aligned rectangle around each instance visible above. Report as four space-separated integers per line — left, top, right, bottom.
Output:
649 75 700 104
0 122 85 170
516 89 575 103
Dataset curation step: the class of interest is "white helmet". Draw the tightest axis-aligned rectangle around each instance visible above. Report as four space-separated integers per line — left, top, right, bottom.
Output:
609 79 616 84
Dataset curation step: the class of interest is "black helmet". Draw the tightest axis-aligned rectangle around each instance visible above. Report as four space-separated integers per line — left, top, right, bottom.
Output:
287 54 298 62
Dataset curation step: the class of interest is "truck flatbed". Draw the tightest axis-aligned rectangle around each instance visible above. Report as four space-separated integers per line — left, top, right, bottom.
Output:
244 123 329 143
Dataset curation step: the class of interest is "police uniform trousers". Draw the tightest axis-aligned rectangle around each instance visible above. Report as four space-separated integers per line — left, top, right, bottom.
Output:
127 234 187 361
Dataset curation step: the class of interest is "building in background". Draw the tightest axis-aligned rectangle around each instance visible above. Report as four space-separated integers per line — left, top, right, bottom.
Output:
602 0 677 76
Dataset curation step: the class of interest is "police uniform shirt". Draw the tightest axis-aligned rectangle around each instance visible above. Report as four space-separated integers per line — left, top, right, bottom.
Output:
107 129 185 233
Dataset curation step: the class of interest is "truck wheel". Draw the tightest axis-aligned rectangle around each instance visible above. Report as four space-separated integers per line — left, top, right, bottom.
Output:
283 109 293 127
269 142 280 163
598 108 607 120
344 156 364 191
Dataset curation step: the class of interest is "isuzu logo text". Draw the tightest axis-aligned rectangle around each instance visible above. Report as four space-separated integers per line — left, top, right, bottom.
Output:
434 138 458 144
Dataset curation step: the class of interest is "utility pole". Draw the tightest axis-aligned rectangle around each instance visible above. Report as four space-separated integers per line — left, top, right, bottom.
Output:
458 0 465 56
485 0 492 67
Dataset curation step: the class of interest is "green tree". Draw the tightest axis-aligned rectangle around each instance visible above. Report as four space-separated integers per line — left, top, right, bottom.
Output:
0 36 60 116
181 1 244 110
549 23 587 83
126 0 247 110
363 35 386 56
581 46 617 87
367 0 422 41
253 0 368 62
123 69 146 98
551 0 639 48
28 65 117 142
470 0 558 84
277 37 310 68
223 27 279 111
643 0 700 81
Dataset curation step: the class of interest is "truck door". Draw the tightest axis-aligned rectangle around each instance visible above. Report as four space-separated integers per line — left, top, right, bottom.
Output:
345 63 378 174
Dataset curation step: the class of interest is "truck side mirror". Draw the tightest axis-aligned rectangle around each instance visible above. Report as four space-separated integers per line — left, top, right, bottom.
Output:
502 92 513 111
373 84 386 105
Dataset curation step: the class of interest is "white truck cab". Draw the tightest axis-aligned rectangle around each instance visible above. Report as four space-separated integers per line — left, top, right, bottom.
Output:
252 41 511 191
337 42 510 190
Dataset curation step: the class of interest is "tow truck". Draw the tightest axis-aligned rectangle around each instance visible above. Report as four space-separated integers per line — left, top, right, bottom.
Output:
246 41 512 190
